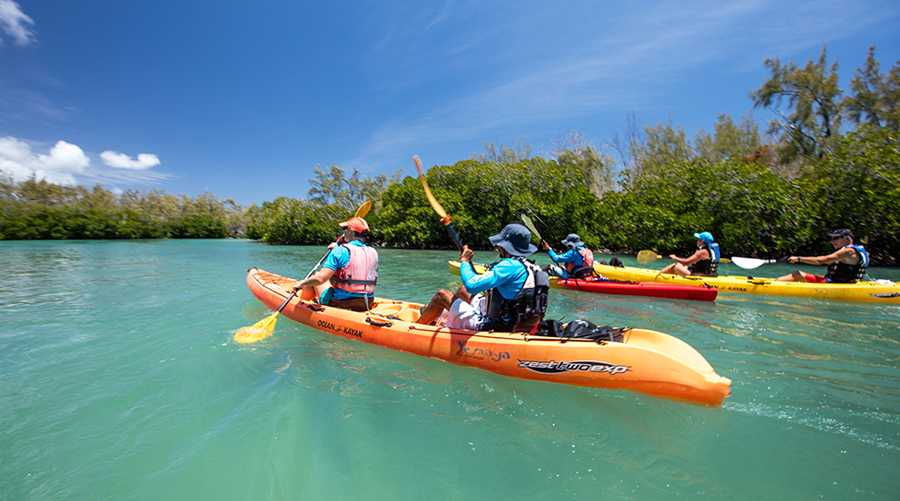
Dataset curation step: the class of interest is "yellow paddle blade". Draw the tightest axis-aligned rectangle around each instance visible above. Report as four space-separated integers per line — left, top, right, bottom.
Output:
413 155 448 219
637 250 661 264
234 312 279 344
355 200 372 218
521 215 542 242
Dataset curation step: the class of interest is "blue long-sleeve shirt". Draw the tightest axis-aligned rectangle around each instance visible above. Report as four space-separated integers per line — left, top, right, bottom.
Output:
548 247 585 267
459 259 527 300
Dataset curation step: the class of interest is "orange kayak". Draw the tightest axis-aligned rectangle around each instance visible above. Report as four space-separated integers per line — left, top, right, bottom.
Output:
246 268 731 405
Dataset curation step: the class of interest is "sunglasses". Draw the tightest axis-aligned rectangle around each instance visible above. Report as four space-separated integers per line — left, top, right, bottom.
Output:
831 236 845 241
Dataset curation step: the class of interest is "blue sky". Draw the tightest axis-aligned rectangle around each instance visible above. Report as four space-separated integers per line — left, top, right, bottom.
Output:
1 0 898 206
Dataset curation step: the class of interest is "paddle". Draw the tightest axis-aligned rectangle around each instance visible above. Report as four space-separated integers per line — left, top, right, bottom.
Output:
521 214 546 246
414 155 463 251
638 249 731 264
234 291 297 344
234 201 372 344
730 257 784 270
637 250 667 264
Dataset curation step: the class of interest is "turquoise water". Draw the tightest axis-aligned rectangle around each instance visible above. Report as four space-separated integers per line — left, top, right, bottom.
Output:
1 239 898 500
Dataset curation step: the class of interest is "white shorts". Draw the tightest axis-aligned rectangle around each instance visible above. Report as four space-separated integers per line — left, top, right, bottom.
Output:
445 294 487 331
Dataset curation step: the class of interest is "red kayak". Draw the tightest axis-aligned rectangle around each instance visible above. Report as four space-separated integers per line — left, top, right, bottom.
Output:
553 276 718 302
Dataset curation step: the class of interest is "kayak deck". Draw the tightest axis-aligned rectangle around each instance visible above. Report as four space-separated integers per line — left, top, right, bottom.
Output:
246 268 731 405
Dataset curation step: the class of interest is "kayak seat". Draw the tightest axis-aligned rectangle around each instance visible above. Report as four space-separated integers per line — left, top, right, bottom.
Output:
571 266 596 279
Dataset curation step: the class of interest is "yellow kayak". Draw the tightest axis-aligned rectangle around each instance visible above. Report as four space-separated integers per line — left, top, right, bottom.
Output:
591 263 900 303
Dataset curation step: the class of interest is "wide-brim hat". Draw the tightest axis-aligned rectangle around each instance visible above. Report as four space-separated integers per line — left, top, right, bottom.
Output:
693 231 714 243
560 233 584 248
489 223 537 257
339 217 369 233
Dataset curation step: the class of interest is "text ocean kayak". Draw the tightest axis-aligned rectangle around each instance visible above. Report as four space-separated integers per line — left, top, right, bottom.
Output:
448 261 717 301
246 268 731 405
591 263 900 303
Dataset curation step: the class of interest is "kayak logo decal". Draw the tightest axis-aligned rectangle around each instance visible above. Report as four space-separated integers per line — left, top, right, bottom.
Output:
518 359 629 375
317 319 362 338
455 342 510 362
871 292 900 299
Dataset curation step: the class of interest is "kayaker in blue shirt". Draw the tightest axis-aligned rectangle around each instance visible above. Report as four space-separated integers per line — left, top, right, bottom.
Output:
776 228 869 283
292 216 378 311
542 233 594 278
417 223 549 332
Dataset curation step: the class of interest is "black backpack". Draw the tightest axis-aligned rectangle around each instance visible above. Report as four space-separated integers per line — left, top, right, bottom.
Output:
535 319 628 342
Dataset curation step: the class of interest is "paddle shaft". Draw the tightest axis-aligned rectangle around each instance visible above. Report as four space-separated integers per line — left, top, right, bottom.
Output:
415 155 463 251
276 290 297 313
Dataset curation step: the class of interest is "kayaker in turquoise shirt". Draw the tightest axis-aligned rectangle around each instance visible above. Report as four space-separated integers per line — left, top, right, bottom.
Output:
418 223 549 332
542 233 594 278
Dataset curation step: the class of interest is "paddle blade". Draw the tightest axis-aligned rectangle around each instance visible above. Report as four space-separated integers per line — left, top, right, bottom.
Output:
355 200 372 218
521 215 542 242
637 250 661 264
730 257 770 270
414 155 448 219
234 313 279 343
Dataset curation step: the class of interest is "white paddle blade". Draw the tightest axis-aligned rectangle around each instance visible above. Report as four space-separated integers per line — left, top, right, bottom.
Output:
731 257 772 270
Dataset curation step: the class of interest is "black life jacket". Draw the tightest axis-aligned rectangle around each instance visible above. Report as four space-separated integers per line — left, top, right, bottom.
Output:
689 242 720 276
483 257 550 333
825 244 869 283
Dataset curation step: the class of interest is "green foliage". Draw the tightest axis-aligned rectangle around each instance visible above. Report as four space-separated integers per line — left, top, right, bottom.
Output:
694 113 762 163
0 180 246 240
308 164 401 213
246 197 347 245
556 145 616 196
378 158 601 250
844 46 900 132
812 127 900 264
596 157 816 256
471 139 532 165
751 46 843 166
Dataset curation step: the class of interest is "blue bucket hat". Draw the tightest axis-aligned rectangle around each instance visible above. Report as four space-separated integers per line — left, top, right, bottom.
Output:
489 223 538 257
693 231 714 244
560 233 584 248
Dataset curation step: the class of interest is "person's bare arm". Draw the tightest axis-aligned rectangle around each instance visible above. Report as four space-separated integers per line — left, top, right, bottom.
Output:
670 248 710 265
292 267 336 290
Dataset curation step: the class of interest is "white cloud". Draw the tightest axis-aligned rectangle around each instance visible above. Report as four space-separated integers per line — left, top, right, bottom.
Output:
0 0 36 46
0 136 88 185
100 151 161 170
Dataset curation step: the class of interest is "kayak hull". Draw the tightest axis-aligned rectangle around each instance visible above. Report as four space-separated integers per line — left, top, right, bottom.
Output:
592 263 900 303
553 276 717 301
246 268 731 406
448 261 717 301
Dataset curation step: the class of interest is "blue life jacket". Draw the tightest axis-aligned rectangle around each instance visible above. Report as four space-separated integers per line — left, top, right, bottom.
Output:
689 242 720 276
825 244 869 283
484 257 550 332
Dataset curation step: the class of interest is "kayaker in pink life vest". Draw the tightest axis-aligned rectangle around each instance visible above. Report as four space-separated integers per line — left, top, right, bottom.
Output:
292 216 378 311
541 233 594 278
775 228 869 283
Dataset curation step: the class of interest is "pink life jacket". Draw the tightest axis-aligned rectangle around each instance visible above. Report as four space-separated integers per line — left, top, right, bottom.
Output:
565 247 594 274
330 243 378 294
